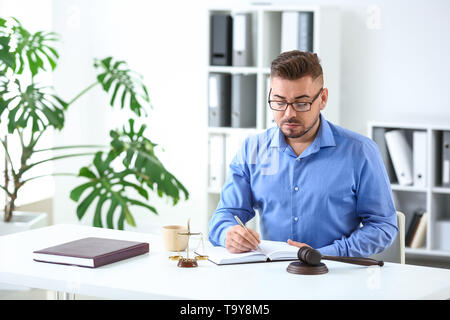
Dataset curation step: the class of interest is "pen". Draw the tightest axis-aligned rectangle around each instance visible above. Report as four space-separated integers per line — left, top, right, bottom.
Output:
234 215 261 251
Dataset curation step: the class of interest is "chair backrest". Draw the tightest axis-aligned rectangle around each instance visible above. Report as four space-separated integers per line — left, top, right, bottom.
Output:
370 211 405 264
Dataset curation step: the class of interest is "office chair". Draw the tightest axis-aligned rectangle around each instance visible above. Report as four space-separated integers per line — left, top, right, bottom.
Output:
370 211 405 264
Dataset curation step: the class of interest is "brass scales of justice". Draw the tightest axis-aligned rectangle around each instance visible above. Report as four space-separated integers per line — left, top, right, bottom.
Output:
168 218 208 268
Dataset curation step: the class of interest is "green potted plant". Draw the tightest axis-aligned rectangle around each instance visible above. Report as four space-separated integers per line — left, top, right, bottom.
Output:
0 17 189 233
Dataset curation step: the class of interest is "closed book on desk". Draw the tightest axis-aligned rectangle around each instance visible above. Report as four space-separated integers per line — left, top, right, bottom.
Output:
33 237 149 268
197 240 298 265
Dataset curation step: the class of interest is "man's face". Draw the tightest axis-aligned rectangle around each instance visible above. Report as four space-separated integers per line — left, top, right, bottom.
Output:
270 76 327 139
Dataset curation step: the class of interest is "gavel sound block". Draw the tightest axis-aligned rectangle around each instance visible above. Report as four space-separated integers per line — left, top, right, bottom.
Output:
287 246 384 275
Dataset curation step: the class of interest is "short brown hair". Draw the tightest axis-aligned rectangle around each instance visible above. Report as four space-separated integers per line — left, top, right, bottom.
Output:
271 50 323 83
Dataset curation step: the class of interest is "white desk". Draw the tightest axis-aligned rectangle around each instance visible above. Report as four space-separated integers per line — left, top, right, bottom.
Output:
1 224 450 300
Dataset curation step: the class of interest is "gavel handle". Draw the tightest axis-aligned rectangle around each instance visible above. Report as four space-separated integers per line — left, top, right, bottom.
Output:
322 255 384 267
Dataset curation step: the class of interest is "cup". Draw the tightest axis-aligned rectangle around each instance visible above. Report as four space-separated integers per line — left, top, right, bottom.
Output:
162 225 189 251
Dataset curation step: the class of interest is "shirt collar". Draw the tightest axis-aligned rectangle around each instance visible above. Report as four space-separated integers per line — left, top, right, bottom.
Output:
317 113 336 148
269 113 336 155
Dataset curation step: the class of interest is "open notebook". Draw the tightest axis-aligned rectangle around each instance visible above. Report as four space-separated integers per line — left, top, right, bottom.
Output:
196 240 299 265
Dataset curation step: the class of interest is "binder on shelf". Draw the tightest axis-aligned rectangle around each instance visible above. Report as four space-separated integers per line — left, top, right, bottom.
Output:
384 130 413 186
372 128 396 182
298 11 314 52
409 212 428 249
208 73 231 127
281 11 314 53
436 220 450 251
211 14 233 66
208 135 226 190
232 13 253 66
405 209 425 247
231 74 257 128
443 131 450 187
266 76 276 129
413 131 427 188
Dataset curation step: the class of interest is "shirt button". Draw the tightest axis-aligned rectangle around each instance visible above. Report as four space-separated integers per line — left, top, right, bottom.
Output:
294 217 299 222
294 186 299 191
296 158 301 162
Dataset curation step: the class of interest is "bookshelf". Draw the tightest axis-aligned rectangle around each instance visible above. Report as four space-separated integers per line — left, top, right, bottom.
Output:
368 122 450 260
205 4 341 233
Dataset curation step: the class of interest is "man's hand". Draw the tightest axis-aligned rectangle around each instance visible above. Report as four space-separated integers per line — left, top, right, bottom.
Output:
225 225 260 253
287 239 311 249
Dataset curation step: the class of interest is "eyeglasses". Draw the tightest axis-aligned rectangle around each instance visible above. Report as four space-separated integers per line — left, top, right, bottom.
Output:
268 87 323 112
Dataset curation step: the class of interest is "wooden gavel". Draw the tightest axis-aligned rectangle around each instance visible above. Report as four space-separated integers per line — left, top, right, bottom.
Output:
297 246 384 267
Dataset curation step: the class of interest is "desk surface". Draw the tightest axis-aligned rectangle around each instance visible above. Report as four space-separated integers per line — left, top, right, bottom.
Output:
1 224 450 300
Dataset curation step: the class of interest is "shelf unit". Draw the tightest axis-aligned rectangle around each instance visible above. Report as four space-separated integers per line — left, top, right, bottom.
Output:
368 122 450 260
205 4 341 233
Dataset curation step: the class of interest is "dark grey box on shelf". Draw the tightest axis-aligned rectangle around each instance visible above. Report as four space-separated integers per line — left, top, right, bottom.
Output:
211 14 233 66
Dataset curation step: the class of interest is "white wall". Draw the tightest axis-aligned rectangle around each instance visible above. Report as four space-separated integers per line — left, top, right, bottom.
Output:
51 0 208 234
221 0 450 133
335 0 450 134
3 0 450 234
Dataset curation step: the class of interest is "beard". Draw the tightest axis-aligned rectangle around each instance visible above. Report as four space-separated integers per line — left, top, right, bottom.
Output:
280 114 321 139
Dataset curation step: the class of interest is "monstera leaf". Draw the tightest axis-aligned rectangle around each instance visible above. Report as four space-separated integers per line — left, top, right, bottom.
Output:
0 18 15 75
111 119 189 205
0 17 59 77
0 17 64 133
94 56 150 117
0 79 67 134
70 152 146 229
70 119 189 230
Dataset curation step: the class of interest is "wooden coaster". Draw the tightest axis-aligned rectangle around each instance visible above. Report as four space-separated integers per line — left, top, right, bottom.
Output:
177 258 198 268
287 261 328 275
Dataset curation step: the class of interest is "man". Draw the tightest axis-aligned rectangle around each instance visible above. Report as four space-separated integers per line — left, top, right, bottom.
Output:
208 50 398 257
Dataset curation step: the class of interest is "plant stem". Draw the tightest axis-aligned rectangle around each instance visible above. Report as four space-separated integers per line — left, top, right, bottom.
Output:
29 128 45 151
34 144 107 153
0 185 12 196
21 152 97 175
21 172 77 184
0 137 16 174
3 135 10 221
67 82 99 106
17 129 25 149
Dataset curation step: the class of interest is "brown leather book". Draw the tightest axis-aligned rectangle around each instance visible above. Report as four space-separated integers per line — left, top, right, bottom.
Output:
33 237 149 268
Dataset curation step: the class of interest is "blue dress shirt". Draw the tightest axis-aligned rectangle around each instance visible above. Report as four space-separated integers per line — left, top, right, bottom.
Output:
208 114 398 257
